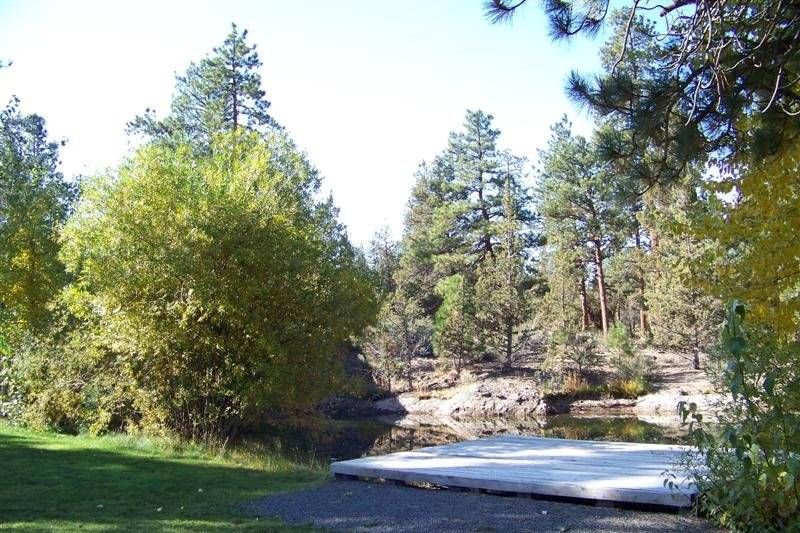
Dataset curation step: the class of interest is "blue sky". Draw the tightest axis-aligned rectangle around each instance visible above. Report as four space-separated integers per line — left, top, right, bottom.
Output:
0 0 604 246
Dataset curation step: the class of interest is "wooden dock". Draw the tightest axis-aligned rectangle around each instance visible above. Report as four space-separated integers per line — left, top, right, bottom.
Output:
331 435 698 508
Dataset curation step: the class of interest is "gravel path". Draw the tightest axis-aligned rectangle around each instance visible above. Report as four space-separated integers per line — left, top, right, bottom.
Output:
247 480 717 533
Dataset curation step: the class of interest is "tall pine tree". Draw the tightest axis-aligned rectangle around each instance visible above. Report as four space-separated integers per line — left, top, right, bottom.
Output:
475 179 530 367
129 24 277 146
538 118 626 336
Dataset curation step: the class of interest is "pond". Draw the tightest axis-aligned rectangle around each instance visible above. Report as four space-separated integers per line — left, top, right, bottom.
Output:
250 414 688 464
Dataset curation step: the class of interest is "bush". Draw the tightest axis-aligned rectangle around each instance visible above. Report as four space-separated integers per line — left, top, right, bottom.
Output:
545 330 601 377
561 371 597 397
606 378 648 399
15 132 377 439
0 334 22 419
606 324 652 382
361 293 431 392
682 302 800 531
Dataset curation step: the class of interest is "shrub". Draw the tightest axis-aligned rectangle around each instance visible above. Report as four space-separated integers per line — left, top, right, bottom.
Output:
362 293 431 392
545 330 601 377
560 371 599 397
606 378 648 399
606 324 652 382
0 333 22 419
682 302 800 531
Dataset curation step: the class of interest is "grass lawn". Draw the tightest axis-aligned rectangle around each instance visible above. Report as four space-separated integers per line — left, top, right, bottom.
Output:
0 422 327 532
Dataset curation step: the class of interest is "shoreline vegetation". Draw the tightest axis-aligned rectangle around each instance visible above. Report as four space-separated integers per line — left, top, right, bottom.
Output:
0 421 326 532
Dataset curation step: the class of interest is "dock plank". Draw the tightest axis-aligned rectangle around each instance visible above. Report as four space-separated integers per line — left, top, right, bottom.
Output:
330 435 698 508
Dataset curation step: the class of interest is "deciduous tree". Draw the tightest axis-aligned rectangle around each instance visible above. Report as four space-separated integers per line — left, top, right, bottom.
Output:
48 131 375 438
0 98 75 333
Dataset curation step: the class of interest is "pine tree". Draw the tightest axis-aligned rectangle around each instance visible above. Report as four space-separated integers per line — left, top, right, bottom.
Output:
642 179 722 368
433 274 479 373
475 179 530 367
487 2 800 166
394 161 453 314
537 118 625 336
129 24 277 146
534 246 586 334
404 107 534 282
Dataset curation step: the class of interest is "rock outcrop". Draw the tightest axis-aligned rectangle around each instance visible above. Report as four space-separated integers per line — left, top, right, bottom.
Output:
373 377 546 419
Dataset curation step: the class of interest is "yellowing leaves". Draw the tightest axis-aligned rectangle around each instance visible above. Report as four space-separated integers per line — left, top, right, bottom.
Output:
695 142 800 332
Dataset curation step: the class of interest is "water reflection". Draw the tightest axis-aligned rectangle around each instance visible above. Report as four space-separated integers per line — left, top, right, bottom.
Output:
250 414 687 463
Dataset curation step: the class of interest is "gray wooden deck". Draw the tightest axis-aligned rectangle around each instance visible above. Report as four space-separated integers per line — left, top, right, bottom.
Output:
330 435 699 508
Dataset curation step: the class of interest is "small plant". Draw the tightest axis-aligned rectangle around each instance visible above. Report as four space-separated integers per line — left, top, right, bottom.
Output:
562 371 588 394
561 371 603 398
606 378 648 399
545 330 601 377
607 324 652 382
540 370 604 399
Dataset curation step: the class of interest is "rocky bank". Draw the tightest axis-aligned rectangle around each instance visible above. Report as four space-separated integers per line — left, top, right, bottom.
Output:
333 349 726 426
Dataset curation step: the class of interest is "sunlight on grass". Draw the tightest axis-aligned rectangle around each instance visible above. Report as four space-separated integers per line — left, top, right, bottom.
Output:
0 422 327 532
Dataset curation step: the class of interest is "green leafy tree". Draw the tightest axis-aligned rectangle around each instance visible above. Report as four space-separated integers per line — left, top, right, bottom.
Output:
367 226 400 297
697 144 800 334
129 24 277 146
0 98 75 333
38 131 375 438
433 274 479 373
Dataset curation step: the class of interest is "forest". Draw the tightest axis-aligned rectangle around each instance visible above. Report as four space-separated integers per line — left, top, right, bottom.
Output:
2 1 800 531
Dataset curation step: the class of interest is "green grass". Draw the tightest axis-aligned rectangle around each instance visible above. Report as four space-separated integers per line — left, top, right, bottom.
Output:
0 422 327 532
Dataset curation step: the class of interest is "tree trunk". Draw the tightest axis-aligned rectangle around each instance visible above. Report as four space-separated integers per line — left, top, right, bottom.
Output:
639 288 648 336
691 318 701 370
579 276 590 331
593 240 610 336
505 321 513 368
231 52 239 131
476 178 495 261
635 226 650 338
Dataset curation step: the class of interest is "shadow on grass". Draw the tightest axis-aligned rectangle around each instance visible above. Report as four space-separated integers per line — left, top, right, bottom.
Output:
0 429 325 532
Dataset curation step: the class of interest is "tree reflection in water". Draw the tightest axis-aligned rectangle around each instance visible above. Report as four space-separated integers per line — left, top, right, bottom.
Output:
246 414 687 464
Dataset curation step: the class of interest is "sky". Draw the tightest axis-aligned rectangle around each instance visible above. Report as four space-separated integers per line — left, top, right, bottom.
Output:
0 0 604 247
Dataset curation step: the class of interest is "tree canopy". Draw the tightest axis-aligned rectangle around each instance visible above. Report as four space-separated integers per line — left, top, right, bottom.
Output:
0 98 75 333
37 131 376 437
129 23 277 147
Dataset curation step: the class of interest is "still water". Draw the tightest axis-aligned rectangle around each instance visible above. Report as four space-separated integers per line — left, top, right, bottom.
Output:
252 414 687 463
